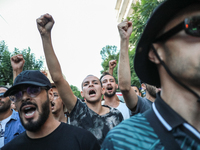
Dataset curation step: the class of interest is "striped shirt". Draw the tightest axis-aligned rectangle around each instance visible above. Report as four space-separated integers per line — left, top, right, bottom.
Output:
101 93 200 150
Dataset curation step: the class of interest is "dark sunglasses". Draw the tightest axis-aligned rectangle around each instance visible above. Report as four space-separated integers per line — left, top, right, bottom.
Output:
9 86 47 102
154 16 200 42
0 93 6 98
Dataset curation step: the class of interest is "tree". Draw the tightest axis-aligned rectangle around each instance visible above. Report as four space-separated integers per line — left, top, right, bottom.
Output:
0 41 12 85
0 40 44 85
70 85 83 99
128 0 164 46
100 45 119 83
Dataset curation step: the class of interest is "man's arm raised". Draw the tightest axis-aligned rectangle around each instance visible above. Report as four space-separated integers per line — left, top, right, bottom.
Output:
118 19 138 111
11 54 25 82
36 13 77 113
108 60 117 75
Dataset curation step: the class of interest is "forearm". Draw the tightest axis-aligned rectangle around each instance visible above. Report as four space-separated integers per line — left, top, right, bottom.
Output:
41 34 62 82
40 33 77 112
13 69 23 83
118 38 138 110
118 38 131 91
109 68 114 75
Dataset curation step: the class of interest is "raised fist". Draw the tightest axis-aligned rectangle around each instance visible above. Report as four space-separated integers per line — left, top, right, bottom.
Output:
36 13 54 36
117 19 132 39
11 54 25 71
109 60 117 70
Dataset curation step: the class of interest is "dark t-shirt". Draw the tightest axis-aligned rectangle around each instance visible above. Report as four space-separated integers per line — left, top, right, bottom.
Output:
70 98 123 145
131 96 152 116
2 123 100 150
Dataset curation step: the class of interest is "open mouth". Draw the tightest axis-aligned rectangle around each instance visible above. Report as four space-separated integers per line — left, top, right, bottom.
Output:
51 101 55 109
89 89 96 96
107 87 113 91
22 105 36 118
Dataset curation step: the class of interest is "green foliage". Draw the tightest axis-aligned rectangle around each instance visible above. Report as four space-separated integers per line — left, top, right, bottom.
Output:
100 45 119 87
13 47 43 71
0 41 12 85
0 40 44 85
129 0 164 46
70 85 83 99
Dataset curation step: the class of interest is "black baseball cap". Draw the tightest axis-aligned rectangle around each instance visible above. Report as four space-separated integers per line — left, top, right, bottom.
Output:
4 70 52 97
134 0 199 87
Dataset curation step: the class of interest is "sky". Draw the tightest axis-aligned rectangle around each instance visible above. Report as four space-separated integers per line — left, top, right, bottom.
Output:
0 0 121 90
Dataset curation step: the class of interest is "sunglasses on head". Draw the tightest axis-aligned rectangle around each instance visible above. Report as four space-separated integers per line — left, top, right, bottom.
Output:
154 15 200 42
9 85 47 102
0 93 6 98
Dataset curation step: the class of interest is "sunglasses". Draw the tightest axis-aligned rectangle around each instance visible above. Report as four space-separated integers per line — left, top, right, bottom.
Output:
9 86 47 102
0 93 6 98
154 16 200 42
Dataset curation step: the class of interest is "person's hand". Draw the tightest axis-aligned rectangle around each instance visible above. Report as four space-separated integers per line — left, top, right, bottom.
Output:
117 19 132 40
11 54 25 71
109 60 117 70
36 13 54 36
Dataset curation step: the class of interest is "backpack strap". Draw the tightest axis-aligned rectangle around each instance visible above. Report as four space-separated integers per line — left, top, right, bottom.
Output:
144 108 181 150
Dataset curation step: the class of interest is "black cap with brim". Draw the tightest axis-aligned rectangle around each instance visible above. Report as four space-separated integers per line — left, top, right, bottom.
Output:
134 0 199 87
4 70 52 97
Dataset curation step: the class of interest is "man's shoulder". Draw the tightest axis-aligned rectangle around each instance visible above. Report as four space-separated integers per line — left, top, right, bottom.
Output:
102 114 161 149
105 105 123 117
2 132 26 149
105 113 158 140
109 113 154 133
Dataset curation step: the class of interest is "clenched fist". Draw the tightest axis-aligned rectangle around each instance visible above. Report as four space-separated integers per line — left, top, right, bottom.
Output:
36 13 54 36
11 54 25 71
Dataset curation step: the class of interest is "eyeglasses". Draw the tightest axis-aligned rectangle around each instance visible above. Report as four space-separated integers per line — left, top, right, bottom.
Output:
0 93 6 98
9 86 47 102
154 16 200 42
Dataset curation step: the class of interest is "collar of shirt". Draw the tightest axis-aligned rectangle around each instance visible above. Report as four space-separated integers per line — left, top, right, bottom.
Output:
10 109 19 121
153 92 200 140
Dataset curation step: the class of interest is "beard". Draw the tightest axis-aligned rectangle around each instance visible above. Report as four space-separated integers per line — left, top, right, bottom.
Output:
0 99 11 113
104 87 116 98
19 95 50 132
146 85 157 98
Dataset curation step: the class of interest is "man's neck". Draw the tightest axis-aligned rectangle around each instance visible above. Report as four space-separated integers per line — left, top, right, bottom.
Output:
0 108 13 121
86 100 110 116
104 94 120 108
145 92 156 102
161 81 200 132
53 111 67 123
26 114 61 139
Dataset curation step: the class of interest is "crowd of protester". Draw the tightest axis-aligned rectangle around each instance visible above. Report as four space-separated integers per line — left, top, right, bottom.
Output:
0 0 200 149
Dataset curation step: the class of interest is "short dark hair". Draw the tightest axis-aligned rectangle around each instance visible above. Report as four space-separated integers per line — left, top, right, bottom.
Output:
131 85 140 91
81 75 102 90
100 72 117 83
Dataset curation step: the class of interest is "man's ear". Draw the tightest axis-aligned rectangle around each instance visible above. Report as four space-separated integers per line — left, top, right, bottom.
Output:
101 87 105 95
48 88 54 102
141 83 146 90
116 84 119 89
148 44 164 64
81 91 84 98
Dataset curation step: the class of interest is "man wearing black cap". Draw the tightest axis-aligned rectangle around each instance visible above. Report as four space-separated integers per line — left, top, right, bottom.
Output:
102 0 200 149
2 70 100 150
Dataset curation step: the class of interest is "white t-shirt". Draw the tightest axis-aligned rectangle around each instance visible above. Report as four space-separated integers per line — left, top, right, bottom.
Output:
116 102 130 120
0 115 11 148
102 101 130 120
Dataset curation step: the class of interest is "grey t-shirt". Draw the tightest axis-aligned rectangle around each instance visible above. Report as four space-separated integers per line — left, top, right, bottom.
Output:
69 98 123 145
131 96 152 116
